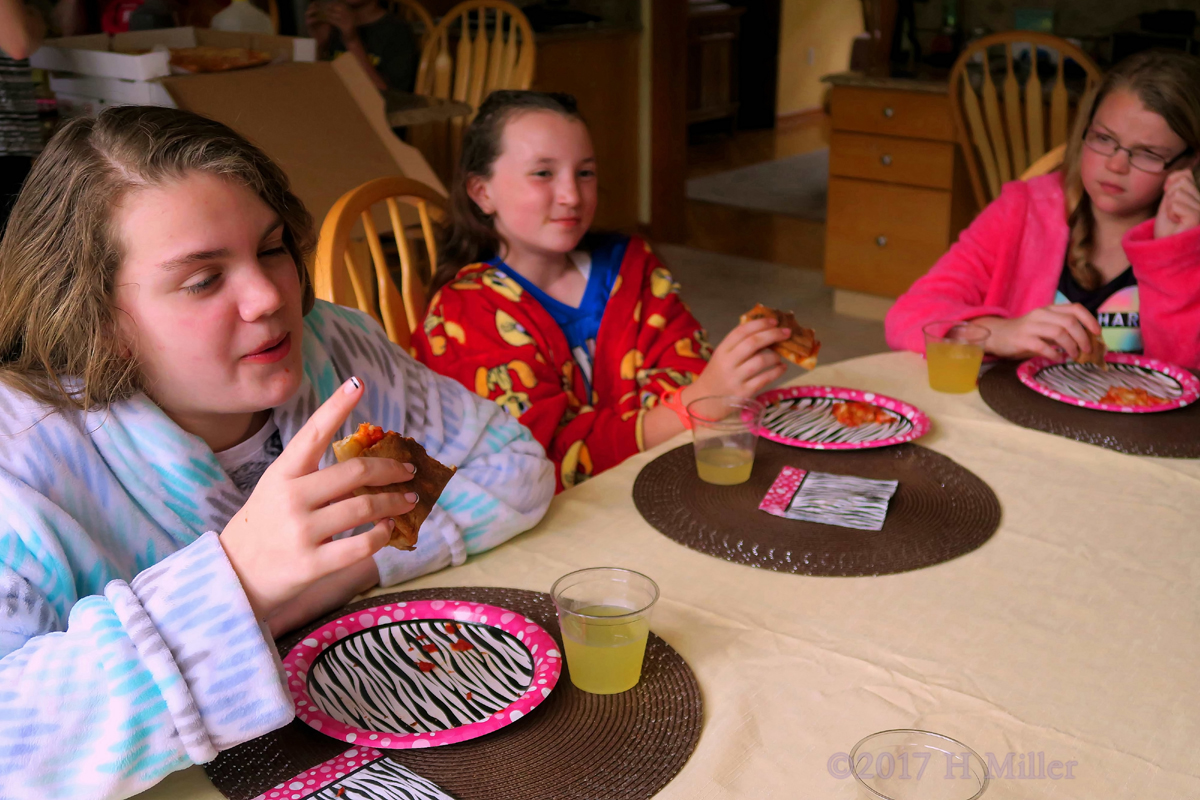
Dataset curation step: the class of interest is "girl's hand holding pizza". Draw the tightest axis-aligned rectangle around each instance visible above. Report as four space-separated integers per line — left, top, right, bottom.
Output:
220 377 417 622
1155 169 1200 239
686 316 790 401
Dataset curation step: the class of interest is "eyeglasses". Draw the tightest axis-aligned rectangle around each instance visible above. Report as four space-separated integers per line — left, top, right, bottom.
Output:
1083 128 1192 174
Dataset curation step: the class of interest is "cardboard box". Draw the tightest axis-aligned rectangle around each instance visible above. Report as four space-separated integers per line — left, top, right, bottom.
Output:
31 27 316 81
34 30 443 229
35 37 442 306
35 27 316 109
160 54 446 227
49 73 173 106
54 91 118 118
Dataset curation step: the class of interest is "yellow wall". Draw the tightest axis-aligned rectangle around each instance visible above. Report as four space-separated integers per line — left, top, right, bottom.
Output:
776 0 863 116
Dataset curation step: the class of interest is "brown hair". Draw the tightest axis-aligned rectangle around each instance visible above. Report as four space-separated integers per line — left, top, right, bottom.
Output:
429 90 584 297
1063 49 1200 289
0 105 315 411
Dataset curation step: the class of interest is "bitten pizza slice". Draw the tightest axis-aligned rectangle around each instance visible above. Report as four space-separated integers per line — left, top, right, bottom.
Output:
1074 331 1109 371
739 303 821 370
331 423 457 551
831 400 897 428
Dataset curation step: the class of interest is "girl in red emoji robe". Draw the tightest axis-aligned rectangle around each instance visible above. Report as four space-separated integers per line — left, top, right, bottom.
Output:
414 91 791 490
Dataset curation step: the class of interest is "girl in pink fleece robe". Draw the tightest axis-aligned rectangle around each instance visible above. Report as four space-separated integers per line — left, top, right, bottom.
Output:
887 50 1200 370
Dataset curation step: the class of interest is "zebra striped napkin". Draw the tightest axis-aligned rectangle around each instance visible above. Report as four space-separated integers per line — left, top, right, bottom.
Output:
251 747 456 800
759 466 898 531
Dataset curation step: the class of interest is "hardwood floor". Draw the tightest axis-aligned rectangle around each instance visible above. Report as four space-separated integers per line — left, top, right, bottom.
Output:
684 116 830 270
670 115 891 363
686 115 830 178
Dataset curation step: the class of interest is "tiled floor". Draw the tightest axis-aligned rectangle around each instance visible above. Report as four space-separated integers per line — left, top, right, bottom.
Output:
657 243 889 374
671 116 890 372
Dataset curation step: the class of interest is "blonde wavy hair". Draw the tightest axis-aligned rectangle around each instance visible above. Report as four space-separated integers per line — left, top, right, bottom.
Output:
0 106 316 412
1062 49 1200 290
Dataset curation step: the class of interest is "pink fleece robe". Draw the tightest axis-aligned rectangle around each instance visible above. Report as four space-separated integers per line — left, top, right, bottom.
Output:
885 172 1200 369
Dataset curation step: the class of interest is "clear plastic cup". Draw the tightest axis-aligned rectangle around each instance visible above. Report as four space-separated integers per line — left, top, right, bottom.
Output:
850 729 989 800
550 568 659 695
686 395 765 486
923 321 988 393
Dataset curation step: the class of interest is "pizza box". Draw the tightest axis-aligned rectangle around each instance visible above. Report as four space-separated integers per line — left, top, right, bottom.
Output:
31 27 316 82
35 47 442 305
49 73 172 106
54 91 120 118
161 52 446 232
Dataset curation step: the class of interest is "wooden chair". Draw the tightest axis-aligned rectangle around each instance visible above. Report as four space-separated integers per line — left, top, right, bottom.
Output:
1020 142 1066 180
411 0 535 181
387 0 435 50
950 32 1102 208
313 176 447 349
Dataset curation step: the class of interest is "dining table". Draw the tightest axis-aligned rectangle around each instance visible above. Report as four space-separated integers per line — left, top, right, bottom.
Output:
139 350 1200 800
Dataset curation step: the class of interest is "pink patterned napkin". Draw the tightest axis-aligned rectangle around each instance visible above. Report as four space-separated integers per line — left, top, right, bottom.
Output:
251 747 455 800
759 466 898 531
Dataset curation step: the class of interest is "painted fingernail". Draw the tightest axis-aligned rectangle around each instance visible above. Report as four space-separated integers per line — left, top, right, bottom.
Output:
405 492 419 504
343 376 361 394
403 462 416 473
780 328 791 337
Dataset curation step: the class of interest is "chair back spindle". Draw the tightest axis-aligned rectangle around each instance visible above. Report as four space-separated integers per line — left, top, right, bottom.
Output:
412 1 535 182
314 177 448 349
950 32 1102 207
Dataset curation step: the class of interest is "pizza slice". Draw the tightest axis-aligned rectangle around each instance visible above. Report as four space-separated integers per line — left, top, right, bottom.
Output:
169 46 272 74
1074 331 1108 371
1099 386 1166 407
331 423 458 551
831 400 897 428
739 303 821 370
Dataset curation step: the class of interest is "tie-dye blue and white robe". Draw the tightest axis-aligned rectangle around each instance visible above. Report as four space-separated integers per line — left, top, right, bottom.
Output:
0 301 555 799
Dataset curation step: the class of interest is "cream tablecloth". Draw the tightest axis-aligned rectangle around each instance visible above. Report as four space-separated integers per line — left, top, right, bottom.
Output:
141 352 1200 800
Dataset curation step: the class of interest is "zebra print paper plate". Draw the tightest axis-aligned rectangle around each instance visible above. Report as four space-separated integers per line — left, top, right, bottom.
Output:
1016 354 1200 413
250 748 454 800
284 600 561 749
756 386 931 449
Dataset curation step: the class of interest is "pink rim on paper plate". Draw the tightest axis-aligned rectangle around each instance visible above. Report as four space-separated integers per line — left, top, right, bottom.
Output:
283 600 561 749
1016 353 1200 413
755 386 931 450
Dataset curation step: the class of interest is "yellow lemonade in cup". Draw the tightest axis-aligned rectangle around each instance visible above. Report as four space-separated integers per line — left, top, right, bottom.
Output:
695 447 755 485
551 568 659 695
687 396 765 486
560 605 650 694
923 321 988 393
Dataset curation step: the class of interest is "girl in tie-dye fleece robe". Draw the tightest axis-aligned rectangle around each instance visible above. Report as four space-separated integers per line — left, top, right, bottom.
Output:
0 107 553 799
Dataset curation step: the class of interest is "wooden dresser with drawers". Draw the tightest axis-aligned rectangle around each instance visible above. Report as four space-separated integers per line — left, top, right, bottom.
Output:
822 72 979 313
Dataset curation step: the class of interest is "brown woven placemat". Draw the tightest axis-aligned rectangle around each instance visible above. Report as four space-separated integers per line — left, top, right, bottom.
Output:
206 587 702 800
633 441 1000 576
979 360 1200 457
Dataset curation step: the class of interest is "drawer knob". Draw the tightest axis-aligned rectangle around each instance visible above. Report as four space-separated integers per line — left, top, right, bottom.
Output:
880 154 893 166
876 235 888 247
882 106 895 118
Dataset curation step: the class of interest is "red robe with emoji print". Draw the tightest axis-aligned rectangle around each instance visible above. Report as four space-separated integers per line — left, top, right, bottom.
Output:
413 236 712 492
